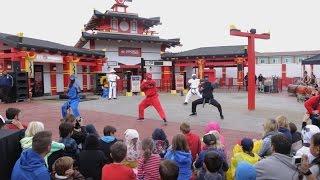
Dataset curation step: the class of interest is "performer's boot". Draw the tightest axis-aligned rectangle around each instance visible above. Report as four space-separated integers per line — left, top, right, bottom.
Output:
137 118 144 121
183 102 188 105
220 115 224 120
163 118 167 126
189 112 197 116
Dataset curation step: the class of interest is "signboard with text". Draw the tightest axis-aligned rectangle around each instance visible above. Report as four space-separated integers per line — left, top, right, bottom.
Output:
144 60 172 67
119 47 141 57
34 53 63 63
175 74 184 91
131 75 141 92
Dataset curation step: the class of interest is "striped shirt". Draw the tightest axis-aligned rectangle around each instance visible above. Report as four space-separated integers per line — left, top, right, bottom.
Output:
137 154 161 180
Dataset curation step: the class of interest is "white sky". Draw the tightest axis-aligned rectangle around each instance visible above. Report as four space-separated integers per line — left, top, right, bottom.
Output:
1 0 320 53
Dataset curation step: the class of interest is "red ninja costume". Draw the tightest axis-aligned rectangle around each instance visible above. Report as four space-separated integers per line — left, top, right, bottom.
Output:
138 73 166 121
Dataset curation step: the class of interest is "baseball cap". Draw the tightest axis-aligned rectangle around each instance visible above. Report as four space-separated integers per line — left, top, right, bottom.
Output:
302 125 320 144
203 133 217 146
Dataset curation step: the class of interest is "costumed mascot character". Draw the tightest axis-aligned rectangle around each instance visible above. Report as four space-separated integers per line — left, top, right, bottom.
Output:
184 73 202 105
190 76 224 119
108 69 120 100
101 76 109 98
138 73 167 125
61 75 82 119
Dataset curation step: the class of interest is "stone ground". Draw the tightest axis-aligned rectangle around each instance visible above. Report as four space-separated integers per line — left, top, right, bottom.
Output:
0 91 305 156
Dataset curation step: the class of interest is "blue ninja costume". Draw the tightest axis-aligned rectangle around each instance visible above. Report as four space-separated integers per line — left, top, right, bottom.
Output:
61 76 81 118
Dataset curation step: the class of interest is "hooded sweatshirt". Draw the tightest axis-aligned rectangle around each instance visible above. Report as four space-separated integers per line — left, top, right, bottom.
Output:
254 153 299 180
235 162 256 180
20 137 65 164
164 149 192 180
11 149 50 180
100 136 117 164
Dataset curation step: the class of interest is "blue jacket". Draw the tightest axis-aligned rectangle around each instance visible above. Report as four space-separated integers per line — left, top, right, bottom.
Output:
164 149 192 180
278 127 292 143
11 149 50 180
0 74 13 87
67 84 80 100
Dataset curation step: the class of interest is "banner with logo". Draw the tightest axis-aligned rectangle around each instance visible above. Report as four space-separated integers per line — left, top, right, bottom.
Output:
175 74 184 91
119 47 141 57
34 53 63 63
131 75 141 92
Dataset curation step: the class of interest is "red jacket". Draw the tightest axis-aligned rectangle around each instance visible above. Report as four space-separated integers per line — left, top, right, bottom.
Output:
305 95 320 114
101 163 136 180
184 132 201 162
141 80 158 97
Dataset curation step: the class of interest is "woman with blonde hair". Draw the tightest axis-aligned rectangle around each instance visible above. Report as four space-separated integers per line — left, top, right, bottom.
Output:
276 115 292 142
259 119 279 157
20 121 65 163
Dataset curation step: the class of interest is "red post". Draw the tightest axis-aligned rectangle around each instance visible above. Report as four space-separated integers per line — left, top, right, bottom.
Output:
281 64 287 88
230 27 270 110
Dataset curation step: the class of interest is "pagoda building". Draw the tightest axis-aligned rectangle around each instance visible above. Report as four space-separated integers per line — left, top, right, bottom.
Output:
75 0 180 92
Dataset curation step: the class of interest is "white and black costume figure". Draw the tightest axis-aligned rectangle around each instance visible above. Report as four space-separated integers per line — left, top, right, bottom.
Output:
184 74 202 104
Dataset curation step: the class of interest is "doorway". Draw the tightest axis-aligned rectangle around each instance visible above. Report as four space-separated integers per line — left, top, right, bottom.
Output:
33 65 44 97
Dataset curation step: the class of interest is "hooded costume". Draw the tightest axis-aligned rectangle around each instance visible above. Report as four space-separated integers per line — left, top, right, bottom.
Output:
61 75 81 118
138 73 167 122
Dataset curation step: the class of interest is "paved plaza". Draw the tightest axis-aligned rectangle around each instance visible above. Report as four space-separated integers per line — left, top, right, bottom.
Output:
0 91 305 156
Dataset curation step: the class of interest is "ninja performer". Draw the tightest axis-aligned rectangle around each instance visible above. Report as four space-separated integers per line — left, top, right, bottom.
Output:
138 73 167 125
61 75 82 119
190 76 224 119
184 74 202 105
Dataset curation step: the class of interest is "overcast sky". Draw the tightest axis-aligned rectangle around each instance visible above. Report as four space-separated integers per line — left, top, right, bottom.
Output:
1 0 319 53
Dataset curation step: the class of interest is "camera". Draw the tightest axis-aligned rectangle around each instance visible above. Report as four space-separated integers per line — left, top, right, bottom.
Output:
292 156 302 165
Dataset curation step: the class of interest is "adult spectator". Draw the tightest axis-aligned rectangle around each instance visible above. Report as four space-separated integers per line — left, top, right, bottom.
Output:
194 132 228 179
79 135 107 180
152 128 169 158
259 119 279 157
180 122 201 162
299 132 320 179
254 134 299 180
0 70 13 103
101 142 136 180
159 160 179 180
137 138 161 180
11 131 52 180
100 125 117 163
276 115 292 143
63 114 87 147
289 122 302 144
165 134 192 180
257 74 265 92
296 124 320 163
235 162 256 180
199 151 223 180
5 108 26 130
20 121 64 163
204 121 225 146
51 156 85 180
304 94 320 127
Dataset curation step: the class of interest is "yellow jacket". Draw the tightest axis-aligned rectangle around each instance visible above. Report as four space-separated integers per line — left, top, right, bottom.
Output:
227 152 260 180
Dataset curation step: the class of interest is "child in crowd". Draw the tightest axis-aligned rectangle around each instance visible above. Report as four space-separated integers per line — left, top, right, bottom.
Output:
59 122 79 159
229 138 259 179
123 129 140 168
152 128 169 158
100 125 118 164
52 156 85 180
101 142 136 180
164 134 192 180
180 122 201 162
79 135 107 180
199 151 223 180
63 114 87 147
235 162 256 180
137 138 161 180
259 119 279 157
194 132 228 179
85 124 100 138
276 115 292 142
205 121 225 146
159 160 179 180
5 108 26 129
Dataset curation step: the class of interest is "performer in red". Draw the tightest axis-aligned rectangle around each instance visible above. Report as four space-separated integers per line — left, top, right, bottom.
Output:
138 73 167 125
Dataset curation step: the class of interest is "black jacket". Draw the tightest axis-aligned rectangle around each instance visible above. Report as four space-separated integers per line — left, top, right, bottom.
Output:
99 138 117 164
200 81 214 99
79 150 107 180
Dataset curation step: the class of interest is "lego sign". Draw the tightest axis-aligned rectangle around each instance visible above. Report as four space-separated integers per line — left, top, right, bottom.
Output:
119 47 141 57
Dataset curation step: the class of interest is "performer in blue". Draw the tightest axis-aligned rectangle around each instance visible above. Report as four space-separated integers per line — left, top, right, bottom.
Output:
61 75 81 119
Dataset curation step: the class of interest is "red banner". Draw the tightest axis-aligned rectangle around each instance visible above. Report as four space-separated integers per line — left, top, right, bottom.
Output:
119 47 141 57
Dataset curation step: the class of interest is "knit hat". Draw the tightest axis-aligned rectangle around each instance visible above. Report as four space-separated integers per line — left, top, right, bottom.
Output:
235 162 256 180
241 138 254 152
302 125 320 144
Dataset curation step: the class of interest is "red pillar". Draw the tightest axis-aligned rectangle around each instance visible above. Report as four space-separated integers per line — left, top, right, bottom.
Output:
50 64 57 95
281 64 287 88
248 36 256 110
222 67 227 86
162 66 171 92
82 66 88 92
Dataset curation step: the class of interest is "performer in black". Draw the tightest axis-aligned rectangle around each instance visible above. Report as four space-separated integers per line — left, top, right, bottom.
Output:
189 76 224 119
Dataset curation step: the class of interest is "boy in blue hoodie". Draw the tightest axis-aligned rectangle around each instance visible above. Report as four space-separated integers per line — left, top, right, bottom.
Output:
12 131 52 180
100 125 117 163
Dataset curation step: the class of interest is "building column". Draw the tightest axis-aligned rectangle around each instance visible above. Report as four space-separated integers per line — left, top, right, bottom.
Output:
82 66 88 92
171 61 176 90
222 67 227 86
50 64 57 95
196 59 206 79
282 64 287 89
162 66 171 92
